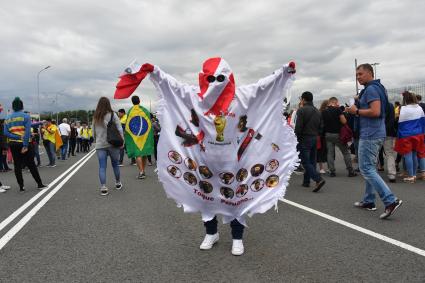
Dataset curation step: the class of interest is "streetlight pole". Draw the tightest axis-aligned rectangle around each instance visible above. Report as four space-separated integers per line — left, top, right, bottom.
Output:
56 93 59 122
371 62 380 79
54 90 65 123
37 66 51 121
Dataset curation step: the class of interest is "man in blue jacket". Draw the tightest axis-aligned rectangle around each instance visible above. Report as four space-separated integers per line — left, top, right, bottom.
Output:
347 64 402 219
4 97 47 192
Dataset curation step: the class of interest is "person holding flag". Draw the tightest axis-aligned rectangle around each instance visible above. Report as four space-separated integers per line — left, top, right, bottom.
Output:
114 58 298 256
125 95 154 179
41 118 60 167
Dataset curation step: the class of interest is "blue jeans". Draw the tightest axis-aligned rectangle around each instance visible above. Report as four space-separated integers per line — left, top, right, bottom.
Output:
60 136 69 160
358 138 396 206
96 147 120 186
44 140 56 166
33 143 41 166
299 136 322 184
404 151 425 176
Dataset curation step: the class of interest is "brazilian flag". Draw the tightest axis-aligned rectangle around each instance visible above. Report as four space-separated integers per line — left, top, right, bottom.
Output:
125 105 154 158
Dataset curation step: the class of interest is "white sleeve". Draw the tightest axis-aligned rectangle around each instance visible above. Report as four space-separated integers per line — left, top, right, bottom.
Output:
236 65 294 109
149 66 198 106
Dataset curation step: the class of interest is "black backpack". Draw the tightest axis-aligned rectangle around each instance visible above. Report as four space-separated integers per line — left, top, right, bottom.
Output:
107 113 124 147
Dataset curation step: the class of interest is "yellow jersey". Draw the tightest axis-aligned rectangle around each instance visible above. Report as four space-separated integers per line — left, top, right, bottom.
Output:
43 125 57 144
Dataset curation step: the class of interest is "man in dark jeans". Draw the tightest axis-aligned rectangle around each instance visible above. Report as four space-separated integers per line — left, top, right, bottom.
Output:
68 122 77 157
322 97 357 177
295 91 326 192
3 97 47 192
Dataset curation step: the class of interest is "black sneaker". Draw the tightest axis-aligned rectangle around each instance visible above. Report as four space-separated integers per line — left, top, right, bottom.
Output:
115 182 123 190
138 172 146 179
329 172 336 177
354 201 377 211
19 187 25 193
313 179 325 192
38 184 48 190
348 171 357 177
380 199 402 219
301 183 310 188
294 167 304 175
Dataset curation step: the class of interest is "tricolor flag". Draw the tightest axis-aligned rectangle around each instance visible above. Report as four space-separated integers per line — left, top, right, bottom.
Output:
114 60 153 99
394 104 425 155
125 105 154 158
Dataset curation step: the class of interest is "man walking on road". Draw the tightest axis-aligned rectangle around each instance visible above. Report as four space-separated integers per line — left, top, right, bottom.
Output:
322 97 357 177
347 63 402 219
295 91 326 192
383 101 397 183
3 97 47 192
117 109 127 166
76 122 82 153
59 118 71 160
125 96 154 179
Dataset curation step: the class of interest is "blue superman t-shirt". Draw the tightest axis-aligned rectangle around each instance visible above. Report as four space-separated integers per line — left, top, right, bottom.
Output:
358 81 386 139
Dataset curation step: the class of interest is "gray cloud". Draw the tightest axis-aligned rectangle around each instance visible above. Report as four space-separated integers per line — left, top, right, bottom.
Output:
1 0 424 117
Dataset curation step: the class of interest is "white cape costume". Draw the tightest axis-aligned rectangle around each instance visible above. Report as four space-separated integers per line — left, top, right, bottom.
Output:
146 58 298 225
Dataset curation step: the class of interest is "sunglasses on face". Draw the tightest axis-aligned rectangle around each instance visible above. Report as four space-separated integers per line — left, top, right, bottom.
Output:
206 74 226 83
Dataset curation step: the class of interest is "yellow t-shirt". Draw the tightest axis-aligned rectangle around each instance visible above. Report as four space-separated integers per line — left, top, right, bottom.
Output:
43 125 57 144
120 114 127 125
81 128 90 139
395 106 400 118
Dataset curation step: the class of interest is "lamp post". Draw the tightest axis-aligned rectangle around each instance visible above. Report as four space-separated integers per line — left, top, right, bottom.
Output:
54 90 65 123
371 62 380 79
37 66 51 121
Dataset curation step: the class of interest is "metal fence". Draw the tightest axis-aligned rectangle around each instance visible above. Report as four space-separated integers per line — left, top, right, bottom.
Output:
386 82 425 103
286 82 425 111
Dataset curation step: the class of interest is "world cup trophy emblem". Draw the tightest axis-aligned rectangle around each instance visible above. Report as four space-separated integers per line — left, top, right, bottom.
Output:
214 113 226 142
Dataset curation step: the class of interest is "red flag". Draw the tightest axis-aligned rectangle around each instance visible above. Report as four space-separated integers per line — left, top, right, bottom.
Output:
114 63 154 99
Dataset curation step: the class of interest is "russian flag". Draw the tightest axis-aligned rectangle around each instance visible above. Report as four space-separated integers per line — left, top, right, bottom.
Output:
394 105 425 156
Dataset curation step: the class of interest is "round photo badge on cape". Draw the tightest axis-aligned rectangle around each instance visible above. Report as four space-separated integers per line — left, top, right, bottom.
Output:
117 58 298 225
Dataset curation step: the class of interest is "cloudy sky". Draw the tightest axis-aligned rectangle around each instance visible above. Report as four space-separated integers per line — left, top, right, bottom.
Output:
0 0 424 117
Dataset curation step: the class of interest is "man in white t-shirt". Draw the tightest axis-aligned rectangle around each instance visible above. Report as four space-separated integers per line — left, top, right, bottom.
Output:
59 118 71 160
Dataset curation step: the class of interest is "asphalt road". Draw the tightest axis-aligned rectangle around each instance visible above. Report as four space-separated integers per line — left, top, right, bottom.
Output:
0 149 424 282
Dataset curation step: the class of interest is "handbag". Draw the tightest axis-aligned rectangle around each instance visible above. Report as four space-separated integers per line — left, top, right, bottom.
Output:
316 136 322 150
107 113 124 147
339 124 353 144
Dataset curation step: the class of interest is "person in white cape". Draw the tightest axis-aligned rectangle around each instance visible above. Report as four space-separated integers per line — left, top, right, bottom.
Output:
115 58 298 256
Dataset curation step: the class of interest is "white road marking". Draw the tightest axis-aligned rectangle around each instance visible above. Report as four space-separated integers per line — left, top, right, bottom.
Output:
282 199 425 257
0 150 96 250
0 150 95 233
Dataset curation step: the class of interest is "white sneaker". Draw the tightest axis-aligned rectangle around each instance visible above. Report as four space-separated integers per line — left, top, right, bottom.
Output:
231 239 244 256
319 169 326 174
100 186 109 196
0 188 6 193
115 182 123 190
0 185 11 190
199 233 219 250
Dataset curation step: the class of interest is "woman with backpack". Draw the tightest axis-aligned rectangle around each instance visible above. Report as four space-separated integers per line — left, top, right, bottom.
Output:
93 97 124 196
